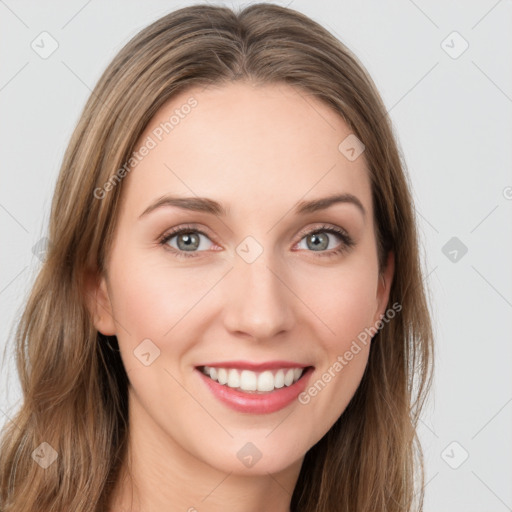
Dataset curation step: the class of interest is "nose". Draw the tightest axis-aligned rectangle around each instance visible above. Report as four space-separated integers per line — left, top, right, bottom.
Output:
221 249 295 342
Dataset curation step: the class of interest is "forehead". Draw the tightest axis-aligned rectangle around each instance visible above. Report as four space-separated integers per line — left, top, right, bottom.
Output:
121 81 372 219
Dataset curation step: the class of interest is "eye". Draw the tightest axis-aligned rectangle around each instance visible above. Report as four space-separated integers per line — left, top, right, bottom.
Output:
159 223 355 259
295 224 355 257
159 225 215 259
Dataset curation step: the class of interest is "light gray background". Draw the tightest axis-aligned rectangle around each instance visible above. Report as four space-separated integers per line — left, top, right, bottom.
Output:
1 1 511 510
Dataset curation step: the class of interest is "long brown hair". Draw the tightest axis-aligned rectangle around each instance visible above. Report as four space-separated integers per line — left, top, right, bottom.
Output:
0 4 434 511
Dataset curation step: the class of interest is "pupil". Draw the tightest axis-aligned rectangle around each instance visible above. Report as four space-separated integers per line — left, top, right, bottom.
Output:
309 233 327 250
179 233 198 250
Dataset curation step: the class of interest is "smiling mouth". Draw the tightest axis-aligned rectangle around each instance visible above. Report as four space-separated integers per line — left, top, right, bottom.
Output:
197 365 313 393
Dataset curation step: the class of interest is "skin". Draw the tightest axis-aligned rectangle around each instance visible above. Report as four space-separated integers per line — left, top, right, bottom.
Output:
87 81 394 512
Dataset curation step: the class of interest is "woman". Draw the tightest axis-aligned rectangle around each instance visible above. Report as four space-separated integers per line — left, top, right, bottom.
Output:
0 3 433 511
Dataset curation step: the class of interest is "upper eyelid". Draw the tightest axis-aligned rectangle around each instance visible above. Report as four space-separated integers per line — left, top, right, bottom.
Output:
160 223 351 246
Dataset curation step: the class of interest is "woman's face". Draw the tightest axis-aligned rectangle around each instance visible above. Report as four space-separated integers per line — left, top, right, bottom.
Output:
90 81 393 477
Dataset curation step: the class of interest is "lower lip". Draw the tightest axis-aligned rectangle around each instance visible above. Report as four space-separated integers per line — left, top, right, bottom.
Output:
196 367 314 414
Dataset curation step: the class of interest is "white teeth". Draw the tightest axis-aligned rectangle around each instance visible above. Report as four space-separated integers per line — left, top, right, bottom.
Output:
217 368 228 385
240 370 257 391
274 369 285 389
284 369 294 386
227 368 240 388
257 370 275 392
201 365 306 392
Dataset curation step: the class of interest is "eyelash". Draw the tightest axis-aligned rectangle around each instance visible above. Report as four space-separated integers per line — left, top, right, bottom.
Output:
158 223 355 260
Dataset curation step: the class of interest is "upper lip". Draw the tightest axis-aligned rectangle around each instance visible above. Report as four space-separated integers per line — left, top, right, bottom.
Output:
196 360 313 371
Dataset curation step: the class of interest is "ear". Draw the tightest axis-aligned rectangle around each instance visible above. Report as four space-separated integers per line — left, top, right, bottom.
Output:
372 251 395 325
83 269 117 336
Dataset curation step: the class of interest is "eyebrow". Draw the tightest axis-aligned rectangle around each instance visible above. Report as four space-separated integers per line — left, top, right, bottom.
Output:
138 193 366 219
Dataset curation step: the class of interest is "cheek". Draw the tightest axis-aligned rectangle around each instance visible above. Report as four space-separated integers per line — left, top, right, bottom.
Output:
295 257 379 346
290 257 378 429
106 248 208 357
